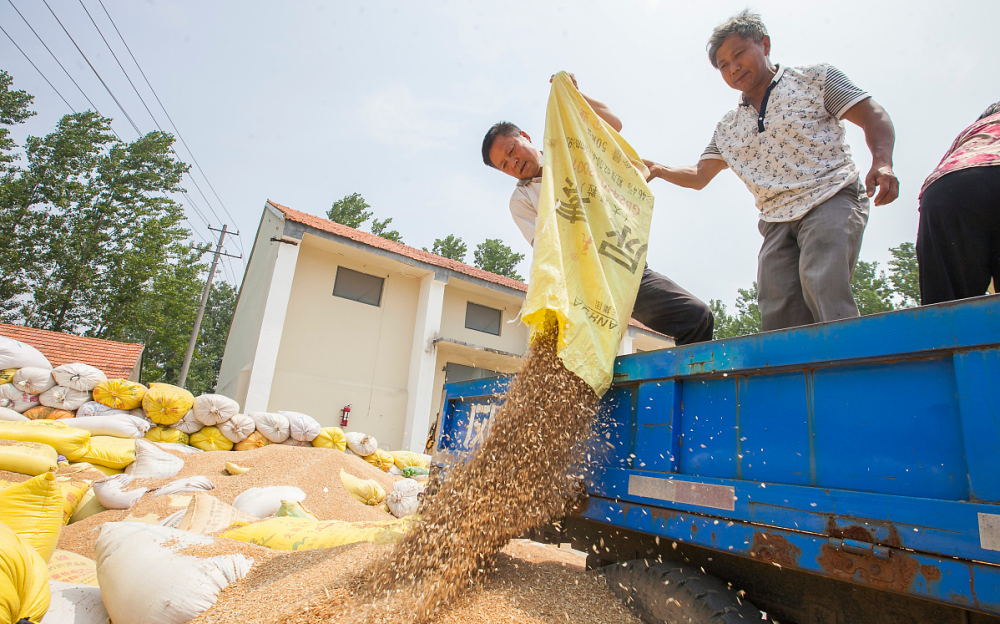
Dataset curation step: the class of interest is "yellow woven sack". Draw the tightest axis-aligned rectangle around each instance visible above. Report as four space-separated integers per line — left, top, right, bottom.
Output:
141 382 194 425
222 517 411 551
234 430 270 451
364 448 395 472
69 486 107 523
80 436 136 470
521 72 654 396
0 440 58 475
0 368 16 385
47 549 98 586
55 477 91 524
190 426 234 452
145 425 189 446
276 499 318 521
0 420 91 462
389 450 429 470
0 521 50 623
23 406 75 420
312 427 347 452
0 472 63 561
76 462 122 477
92 378 147 410
339 469 386 505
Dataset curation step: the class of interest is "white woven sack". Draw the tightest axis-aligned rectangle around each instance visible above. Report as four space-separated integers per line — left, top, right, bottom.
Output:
52 363 107 391
0 383 39 412
76 400 129 418
157 509 186 528
393 478 425 497
232 486 306 518
151 441 203 455
40 386 91 411
345 431 378 456
0 336 51 369
151 476 215 498
93 474 148 509
248 411 289 443
279 437 311 446
170 409 203 434
217 412 254 443
13 366 56 394
126 438 184 479
41 581 110 624
95 522 252 624
281 411 321 442
60 415 150 438
0 405 28 421
385 489 420 518
193 393 240 426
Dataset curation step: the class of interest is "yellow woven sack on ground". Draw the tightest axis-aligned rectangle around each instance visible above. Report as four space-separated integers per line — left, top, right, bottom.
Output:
339 469 386 505
276 499 318 521
190 426 234 452
521 72 654 396
23 406 75 420
47 549 99 586
222 517 411 551
0 472 63 561
389 450 429 470
0 440 58 475
0 521 50 623
80 436 136 470
55 477 91 525
76 462 122 477
92 379 147 410
312 427 347 451
363 448 395 472
0 368 16 385
0 420 91 462
175 492 255 534
145 425 189 446
234 430 270 451
141 382 194 425
69 486 107 523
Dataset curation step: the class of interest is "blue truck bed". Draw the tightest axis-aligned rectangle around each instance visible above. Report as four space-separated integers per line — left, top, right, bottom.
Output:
433 296 1000 620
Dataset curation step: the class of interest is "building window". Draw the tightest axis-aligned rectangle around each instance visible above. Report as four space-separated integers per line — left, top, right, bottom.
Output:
333 266 384 307
465 302 502 336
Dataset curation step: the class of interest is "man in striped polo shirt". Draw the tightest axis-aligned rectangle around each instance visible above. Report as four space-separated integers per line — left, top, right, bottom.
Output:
643 10 898 332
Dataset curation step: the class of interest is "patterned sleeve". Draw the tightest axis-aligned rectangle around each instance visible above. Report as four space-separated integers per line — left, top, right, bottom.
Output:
699 130 726 162
823 65 870 119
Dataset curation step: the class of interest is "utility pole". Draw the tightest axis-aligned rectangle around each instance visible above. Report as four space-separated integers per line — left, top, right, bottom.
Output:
178 224 242 389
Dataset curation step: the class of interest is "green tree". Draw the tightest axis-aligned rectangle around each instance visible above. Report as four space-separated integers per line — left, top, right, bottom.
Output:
710 282 762 339
428 234 467 261
180 280 238 394
850 259 894 316
474 239 524 281
326 192 372 228
888 242 919 307
370 216 403 243
0 70 35 176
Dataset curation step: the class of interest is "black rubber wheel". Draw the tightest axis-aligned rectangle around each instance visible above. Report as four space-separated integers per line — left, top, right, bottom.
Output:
603 559 770 624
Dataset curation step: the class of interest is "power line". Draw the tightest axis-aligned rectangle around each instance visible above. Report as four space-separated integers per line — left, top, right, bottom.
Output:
0 21 75 111
96 0 246 258
40 0 142 136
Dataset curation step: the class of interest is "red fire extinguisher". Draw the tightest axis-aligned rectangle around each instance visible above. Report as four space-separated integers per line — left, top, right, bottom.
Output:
341 405 351 427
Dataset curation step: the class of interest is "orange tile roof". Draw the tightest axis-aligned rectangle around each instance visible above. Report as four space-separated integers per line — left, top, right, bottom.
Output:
0 324 144 379
267 200 659 334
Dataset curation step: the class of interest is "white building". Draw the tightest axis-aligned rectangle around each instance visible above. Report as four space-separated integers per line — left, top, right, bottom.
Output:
217 200 672 452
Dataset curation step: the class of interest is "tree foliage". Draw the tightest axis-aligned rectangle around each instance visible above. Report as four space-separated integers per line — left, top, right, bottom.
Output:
474 238 524 281
888 242 919 307
326 192 372 228
429 234 467 262
0 70 235 392
0 70 34 177
850 259 894 316
370 216 403 243
710 283 761 339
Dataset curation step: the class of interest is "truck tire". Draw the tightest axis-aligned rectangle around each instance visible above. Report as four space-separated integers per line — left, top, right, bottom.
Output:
603 559 769 624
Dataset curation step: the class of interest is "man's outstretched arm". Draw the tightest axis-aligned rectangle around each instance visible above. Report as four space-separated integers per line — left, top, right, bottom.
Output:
558 73 623 132
643 158 728 190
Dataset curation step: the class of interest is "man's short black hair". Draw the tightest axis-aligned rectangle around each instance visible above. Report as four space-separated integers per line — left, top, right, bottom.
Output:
979 102 1000 121
482 121 522 168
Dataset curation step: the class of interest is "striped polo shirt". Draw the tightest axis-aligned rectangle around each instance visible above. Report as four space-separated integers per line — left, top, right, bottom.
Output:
701 64 870 222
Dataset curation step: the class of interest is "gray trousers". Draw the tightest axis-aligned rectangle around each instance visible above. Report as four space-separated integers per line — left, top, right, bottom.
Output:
757 179 869 331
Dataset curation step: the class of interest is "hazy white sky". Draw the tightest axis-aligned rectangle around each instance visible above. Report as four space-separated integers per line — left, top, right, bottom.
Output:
2 0 995 307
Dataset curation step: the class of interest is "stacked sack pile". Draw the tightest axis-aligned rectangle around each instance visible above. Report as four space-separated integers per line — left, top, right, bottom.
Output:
0 337 434 623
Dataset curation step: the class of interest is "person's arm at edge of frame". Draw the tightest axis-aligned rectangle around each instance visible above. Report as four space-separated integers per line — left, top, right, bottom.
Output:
642 157 728 190
556 72 623 133
841 97 898 206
